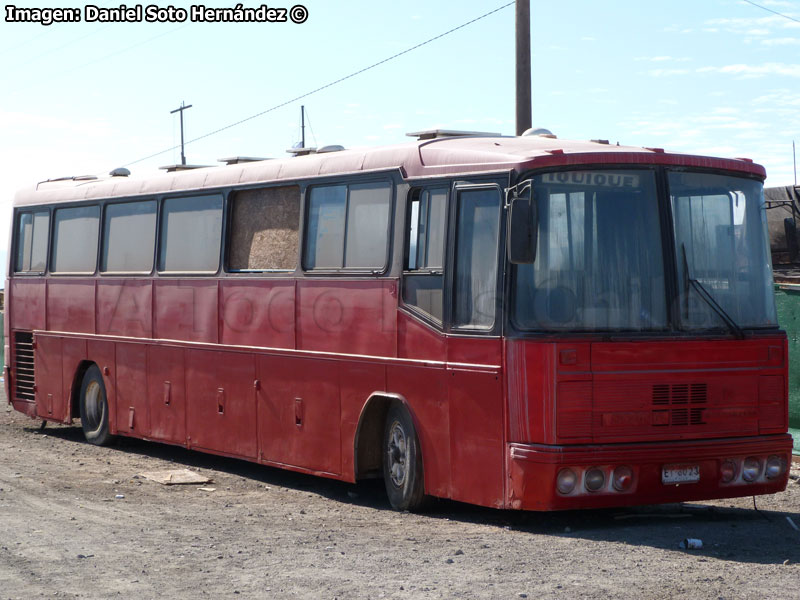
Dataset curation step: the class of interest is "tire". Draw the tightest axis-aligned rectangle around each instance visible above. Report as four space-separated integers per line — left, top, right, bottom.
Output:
79 365 114 446
383 403 426 511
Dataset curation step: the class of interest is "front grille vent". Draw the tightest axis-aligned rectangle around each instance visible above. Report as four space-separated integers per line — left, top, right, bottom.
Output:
13 332 35 402
652 383 707 426
652 383 707 405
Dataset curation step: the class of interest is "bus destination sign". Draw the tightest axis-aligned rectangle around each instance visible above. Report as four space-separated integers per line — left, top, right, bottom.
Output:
542 171 641 189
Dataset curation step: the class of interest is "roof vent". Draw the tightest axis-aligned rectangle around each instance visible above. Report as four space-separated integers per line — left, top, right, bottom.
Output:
286 146 317 157
44 175 98 182
159 164 213 173
590 139 610 145
406 129 501 141
522 127 557 139
35 174 99 190
317 145 345 154
109 167 131 177
217 156 269 165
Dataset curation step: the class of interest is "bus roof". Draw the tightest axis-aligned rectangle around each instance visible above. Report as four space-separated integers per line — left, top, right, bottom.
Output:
12 135 766 207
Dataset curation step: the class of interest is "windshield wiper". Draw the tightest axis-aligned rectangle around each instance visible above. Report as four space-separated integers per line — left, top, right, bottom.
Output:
681 243 745 339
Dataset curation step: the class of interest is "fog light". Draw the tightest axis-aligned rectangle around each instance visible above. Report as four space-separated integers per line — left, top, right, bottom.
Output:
765 455 785 480
742 457 761 483
612 466 633 492
585 468 605 492
556 468 578 495
720 460 738 484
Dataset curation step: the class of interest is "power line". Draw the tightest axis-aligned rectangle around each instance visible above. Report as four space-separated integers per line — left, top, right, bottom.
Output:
0 29 51 58
121 1 515 168
0 0 114 57
741 0 800 24
63 23 190 76
12 24 113 70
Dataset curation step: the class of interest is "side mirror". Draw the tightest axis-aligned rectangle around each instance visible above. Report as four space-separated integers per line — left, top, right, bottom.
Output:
507 189 537 264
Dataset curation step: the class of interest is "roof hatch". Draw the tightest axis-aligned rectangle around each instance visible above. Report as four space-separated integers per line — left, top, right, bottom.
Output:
406 129 501 141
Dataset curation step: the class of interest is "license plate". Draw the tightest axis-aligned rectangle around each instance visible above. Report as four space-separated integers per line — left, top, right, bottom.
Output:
662 464 700 485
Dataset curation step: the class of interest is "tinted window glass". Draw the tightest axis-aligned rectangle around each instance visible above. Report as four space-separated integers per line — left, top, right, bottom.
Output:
305 185 346 269
403 274 444 322
407 188 446 270
344 182 391 268
15 210 49 272
15 213 33 272
158 195 223 272
403 187 448 323
670 172 776 329
101 200 157 272
229 185 300 271
426 189 447 269
453 188 501 329
513 170 665 331
51 205 100 273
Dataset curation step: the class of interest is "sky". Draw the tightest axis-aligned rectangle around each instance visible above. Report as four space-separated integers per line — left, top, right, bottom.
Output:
1 0 799 280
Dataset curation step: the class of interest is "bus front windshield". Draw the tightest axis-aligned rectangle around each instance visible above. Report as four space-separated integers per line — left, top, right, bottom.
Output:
670 171 776 330
512 169 777 332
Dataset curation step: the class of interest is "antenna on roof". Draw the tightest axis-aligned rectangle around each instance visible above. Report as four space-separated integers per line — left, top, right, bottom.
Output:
287 105 317 156
170 101 193 166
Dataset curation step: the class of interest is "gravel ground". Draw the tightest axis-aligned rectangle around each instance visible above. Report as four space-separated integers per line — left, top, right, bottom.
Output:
1 393 799 600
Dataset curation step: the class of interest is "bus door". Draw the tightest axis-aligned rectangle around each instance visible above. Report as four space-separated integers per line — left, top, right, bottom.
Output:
445 182 506 507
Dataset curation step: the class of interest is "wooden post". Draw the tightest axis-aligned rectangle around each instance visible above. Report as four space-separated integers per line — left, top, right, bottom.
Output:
516 0 531 136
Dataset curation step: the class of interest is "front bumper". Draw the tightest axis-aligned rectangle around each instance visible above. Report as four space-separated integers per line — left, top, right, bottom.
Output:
507 434 793 511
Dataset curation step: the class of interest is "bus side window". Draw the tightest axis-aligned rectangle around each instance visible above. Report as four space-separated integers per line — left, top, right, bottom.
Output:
101 200 157 273
344 182 392 268
229 185 301 272
305 185 347 269
402 187 447 323
304 181 392 271
453 188 501 330
158 195 223 273
14 210 49 273
51 205 100 274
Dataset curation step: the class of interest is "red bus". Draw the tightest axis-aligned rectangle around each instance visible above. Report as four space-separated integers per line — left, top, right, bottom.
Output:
5 130 792 511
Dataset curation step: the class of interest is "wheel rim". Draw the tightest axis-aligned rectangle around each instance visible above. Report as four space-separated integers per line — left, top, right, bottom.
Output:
84 381 105 432
387 420 408 488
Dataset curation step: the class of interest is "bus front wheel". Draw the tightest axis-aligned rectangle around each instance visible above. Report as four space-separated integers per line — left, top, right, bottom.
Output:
383 403 426 511
79 365 114 446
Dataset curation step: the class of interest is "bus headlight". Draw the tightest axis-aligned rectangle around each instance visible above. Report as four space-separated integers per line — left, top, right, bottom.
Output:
765 455 785 480
742 457 761 483
584 468 605 492
612 466 633 492
719 460 738 484
556 468 577 495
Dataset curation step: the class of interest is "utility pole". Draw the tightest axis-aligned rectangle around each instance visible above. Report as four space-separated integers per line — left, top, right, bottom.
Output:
515 0 531 136
794 140 797 186
170 101 193 165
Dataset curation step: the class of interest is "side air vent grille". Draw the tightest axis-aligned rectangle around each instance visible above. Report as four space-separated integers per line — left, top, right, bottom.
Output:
14 331 35 402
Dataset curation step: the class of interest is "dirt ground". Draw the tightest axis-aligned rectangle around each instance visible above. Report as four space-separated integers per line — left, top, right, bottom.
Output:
2 391 799 600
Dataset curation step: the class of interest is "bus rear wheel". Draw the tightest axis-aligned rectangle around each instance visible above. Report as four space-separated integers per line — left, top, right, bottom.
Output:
79 365 114 446
383 403 426 511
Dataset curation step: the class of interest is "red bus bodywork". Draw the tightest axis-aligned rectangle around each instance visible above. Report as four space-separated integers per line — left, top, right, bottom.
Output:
5 135 792 510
